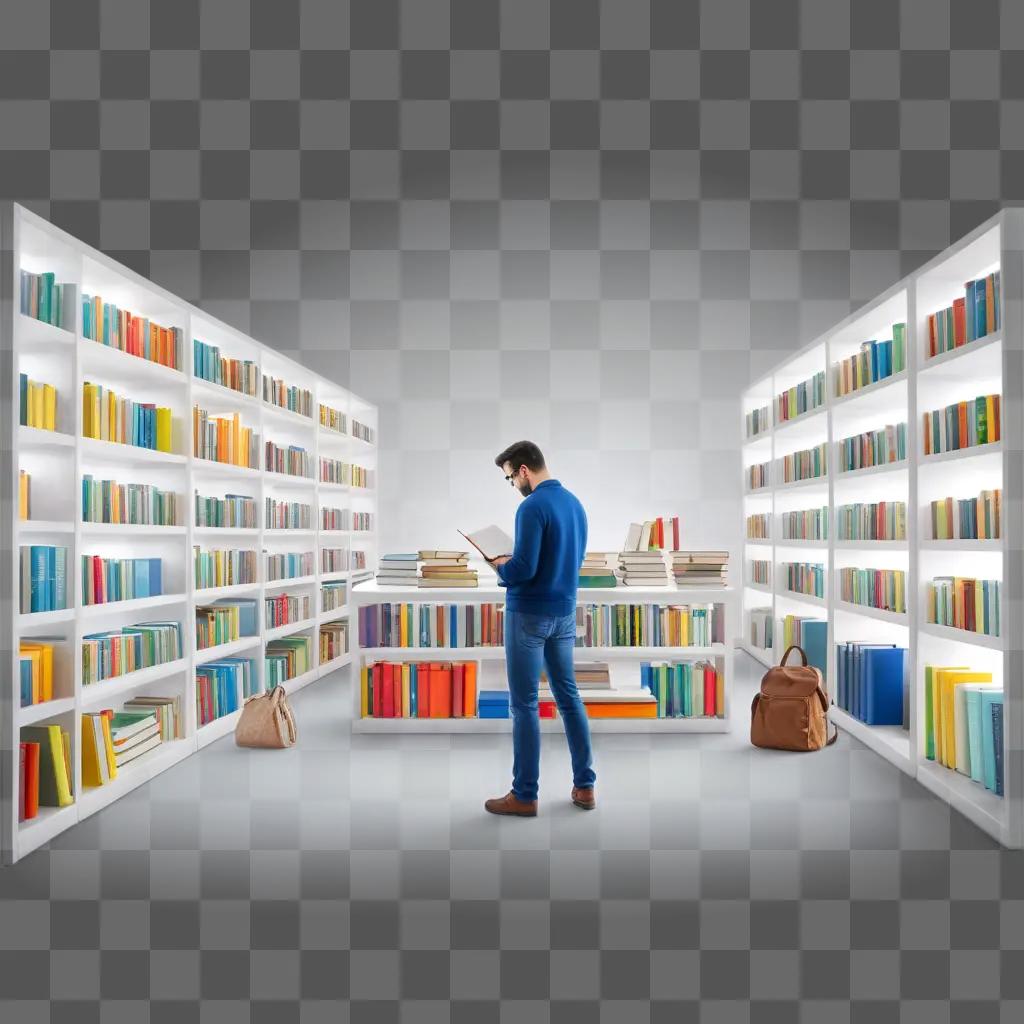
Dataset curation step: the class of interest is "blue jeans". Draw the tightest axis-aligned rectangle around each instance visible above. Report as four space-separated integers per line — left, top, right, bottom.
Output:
504 610 596 802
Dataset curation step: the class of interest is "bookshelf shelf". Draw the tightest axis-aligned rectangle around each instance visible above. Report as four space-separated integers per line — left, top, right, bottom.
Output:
774 406 826 435
352 582 735 733
775 476 828 493
746 581 773 596
2 202 377 863
775 538 828 549
741 209 1022 847
776 590 827 608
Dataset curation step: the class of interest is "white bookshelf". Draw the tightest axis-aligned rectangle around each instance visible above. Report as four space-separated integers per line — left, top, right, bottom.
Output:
350 580 736 734
740 209 1023 847
1 203 377 863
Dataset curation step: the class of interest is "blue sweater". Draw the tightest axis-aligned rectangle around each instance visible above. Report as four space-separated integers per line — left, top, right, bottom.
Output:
496 479 587 616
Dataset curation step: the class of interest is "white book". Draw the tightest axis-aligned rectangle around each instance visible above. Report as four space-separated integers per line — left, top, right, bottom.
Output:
623 523 643 551
459 524 514 561
115 733 162 768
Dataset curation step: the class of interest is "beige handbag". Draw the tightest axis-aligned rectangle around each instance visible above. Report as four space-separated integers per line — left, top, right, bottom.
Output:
235 685 297 749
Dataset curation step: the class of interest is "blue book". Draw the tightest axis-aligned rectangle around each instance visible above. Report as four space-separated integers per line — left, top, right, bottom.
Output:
54 547 66 611
30 546 45 612
964 687 987 784
20 658 33 706
981 690 1004 792
862 646 905 726
410 663 418 717
966 280 976 341
150 558 162 596
992 702 1004 796
450 605 457 649
975 279 987 339
802 620 828 684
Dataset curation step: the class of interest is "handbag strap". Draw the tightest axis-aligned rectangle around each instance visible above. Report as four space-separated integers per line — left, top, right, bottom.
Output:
779 644 807 667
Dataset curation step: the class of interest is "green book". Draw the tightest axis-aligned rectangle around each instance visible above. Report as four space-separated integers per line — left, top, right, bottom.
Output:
578 575 617 588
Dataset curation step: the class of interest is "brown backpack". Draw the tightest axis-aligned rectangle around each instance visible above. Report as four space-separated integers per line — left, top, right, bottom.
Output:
750 645 838 752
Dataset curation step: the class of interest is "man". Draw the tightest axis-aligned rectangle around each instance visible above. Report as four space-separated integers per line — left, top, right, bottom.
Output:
484 440 596 817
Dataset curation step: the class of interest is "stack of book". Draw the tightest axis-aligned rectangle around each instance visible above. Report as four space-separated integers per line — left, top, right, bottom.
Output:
419 550 477 587
124 695 180 740
376 553 419 585
924 665 1003 795
540 661 611 697
673 551 728 587
539 664 658 719
478 690 510 719
108 710 162 771
578 553 616 588
619 525 669 586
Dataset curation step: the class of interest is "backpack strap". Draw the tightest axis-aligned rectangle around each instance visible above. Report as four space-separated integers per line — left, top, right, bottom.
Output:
779 645 808 666
817 688 839 746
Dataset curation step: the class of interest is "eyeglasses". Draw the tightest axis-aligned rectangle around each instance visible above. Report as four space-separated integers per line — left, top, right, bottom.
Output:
504 472 516 487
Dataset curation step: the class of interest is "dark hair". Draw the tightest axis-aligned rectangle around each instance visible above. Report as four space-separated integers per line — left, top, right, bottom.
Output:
495 440 546 474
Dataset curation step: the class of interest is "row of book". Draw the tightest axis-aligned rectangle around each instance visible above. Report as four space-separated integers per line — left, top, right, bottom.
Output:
322 581 346 612
196 492 258 529
82 621 183 685
745 404 770 437
579 552 616 588
576 602 725 648
319 621 348 663
833 324 906 397
196 598 258 650
82 702 177 789
351 464 372 488
264 375 312 417
361 661 479 718
780 615 827 679
781 507 827 541
747 462 769 489
359 601 504 649
194 339 258 397
838 567 906 614
922 394 1000 455
82 383 174 452
926 272 1000 358
748 608 773 650
84 476 179 526
20 270 75 330
776 371 826 423
623 517 681 552
194 548 258 589
352 419 374 444
267 497 312 530
835 643 907 726
750 559 770 586
836 500 906 541
20 373 59 431
322 507 345 530
352 550 367 571
266 551 315 582
838 423 907 472
20 544 69 613
266 591 312 628
19 470 30 519
924 665 1003 796
193 408 260 468
19 725 73 817
782 561 824 598
196 657 253 726
266 442 313 478
319 404 345 433
322 548 346 574
674 553 728 591
20 639 57 707
641 661 725 719
81 555 162 606
351 511 373 531
931 489 1001 540
926 576 1000 637
746 513 769 539
82 294 182 371
378 551 480 588
320 456 346 485
265 635 312 685
781 444 827 484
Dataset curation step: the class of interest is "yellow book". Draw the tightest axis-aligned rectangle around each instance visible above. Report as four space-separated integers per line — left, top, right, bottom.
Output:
400 603 408 647
986 396 996 442
715 668 725 718
100 715 117 779
360 664 369 718
156 407 172 452
20 642 53 701
43 383 56 431
938 669 992 769
402 663 411 718
19 469 29 519
81 715 104 787
931 665 966 765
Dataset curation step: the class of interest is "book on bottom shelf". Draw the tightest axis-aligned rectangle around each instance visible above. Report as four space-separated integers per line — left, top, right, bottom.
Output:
360 661 478 719
21 725 73 810
835 643 906 726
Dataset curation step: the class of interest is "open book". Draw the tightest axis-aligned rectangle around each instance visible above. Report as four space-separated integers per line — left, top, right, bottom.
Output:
458 525 514 561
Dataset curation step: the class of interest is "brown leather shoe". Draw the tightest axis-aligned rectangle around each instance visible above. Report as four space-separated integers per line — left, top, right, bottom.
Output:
484 791 537 817
572 787 596 810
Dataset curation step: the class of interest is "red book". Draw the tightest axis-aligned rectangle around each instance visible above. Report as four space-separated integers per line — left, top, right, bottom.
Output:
453 664 464 718
993 395 1001 440
432 664 453 718
372 662 384 717
928 313 936 357
539 700 556 719
953 297 966 347
703 666 716 717
393 666 403 718
382 663 395 718
672 516 680 551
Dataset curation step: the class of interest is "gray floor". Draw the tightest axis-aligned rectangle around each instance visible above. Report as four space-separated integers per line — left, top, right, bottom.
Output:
1 652 1021 1020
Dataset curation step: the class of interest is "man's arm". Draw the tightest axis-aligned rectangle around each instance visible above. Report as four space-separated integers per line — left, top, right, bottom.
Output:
494 504 542 586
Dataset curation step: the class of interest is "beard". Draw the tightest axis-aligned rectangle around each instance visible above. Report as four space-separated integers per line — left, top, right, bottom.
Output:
517 480 533 497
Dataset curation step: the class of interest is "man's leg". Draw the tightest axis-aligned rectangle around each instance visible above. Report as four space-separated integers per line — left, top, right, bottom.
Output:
504 611 546 802
543 612 596 793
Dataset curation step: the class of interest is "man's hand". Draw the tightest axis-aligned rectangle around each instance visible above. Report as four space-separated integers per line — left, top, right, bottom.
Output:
489 556 511 568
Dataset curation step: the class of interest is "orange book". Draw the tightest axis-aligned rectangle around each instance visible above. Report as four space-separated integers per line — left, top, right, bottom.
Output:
435 664 453 717
585 702 657 719
463 662 477 717
986 275 995 334
958 402 967 449
416 666 430 719
452 664 464 718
